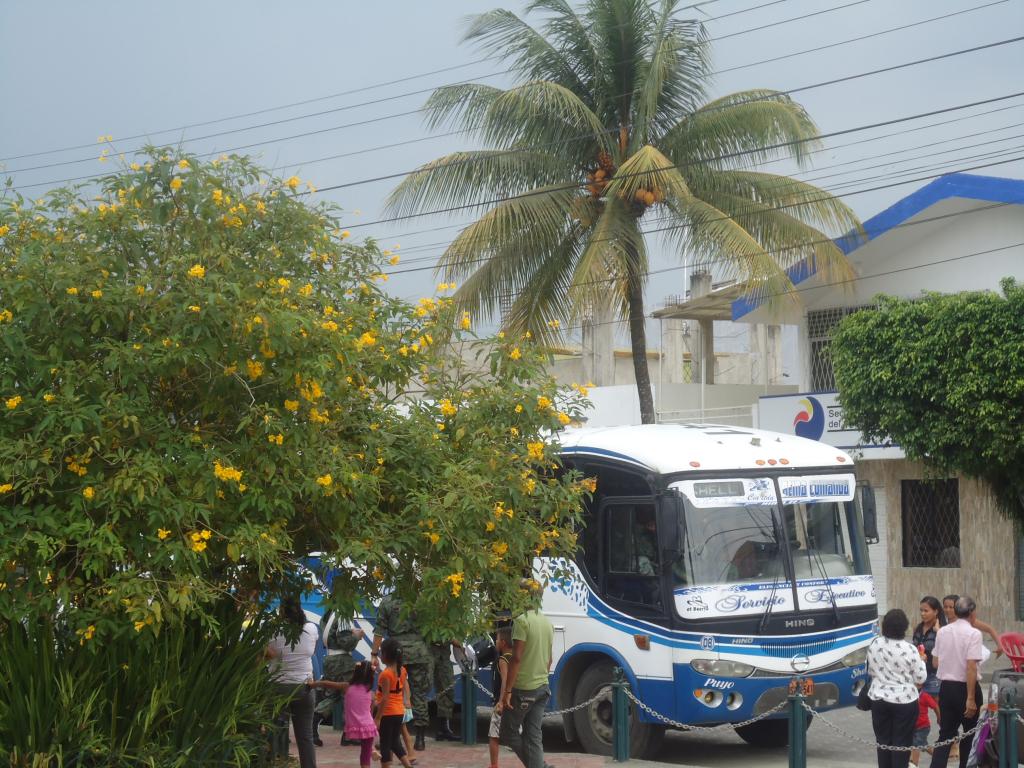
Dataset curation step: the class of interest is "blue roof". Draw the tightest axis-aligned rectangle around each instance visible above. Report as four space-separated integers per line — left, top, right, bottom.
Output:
731 173 1024 320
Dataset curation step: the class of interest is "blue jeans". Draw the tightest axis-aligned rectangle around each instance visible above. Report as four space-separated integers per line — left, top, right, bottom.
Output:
499 684 550 768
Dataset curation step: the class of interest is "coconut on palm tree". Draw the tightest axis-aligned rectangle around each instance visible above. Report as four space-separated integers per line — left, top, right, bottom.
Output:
387 0 860 423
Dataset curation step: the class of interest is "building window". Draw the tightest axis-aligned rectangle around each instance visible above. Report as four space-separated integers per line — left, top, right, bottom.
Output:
807 306 873 392
901 479 960 568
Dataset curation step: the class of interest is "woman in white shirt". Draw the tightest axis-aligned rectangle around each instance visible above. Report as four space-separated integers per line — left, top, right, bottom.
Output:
267 597 320 768
866 608 927 768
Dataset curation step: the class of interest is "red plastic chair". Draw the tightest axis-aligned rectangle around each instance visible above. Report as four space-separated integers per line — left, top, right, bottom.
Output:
999 632 1024 672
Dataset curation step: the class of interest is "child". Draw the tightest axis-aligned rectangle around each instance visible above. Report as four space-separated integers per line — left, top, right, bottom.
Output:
911 686 940 768
375 638 415 768
313 661 379 768
488 628 513 768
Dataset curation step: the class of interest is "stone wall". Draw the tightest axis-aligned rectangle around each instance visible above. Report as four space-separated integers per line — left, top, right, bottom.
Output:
857 458 1024 637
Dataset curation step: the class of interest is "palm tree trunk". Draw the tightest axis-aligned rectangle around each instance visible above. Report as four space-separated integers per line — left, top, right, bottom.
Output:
625 266 656 424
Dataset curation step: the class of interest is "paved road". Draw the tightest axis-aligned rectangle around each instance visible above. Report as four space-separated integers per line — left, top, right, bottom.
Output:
537 704 877 768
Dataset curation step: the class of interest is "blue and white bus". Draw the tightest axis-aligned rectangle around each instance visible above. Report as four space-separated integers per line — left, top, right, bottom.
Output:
539 423 875 756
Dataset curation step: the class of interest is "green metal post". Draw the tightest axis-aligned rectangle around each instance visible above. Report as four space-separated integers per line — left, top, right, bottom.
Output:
999 685 1019 768
461 672 478 745
612 666 630 762
788 678 807 768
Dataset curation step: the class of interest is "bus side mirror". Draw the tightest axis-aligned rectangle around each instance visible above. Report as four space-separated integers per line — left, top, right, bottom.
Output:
860 484 879 544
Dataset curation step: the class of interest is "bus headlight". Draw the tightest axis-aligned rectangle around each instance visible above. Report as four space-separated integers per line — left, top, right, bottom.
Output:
690 659 755 678
841 648 868 667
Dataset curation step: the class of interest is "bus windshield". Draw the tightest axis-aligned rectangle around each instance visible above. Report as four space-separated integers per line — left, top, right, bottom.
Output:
669 478 785 587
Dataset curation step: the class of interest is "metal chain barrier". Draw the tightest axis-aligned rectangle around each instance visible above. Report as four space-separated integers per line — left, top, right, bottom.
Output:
461 670 602 715
626 687 790 731
800 699 983 752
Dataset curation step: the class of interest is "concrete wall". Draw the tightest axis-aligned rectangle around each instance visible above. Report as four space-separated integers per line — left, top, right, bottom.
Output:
549 349 757 388
857 458 1024 635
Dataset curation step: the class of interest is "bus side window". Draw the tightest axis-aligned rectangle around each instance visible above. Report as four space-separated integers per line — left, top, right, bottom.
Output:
604 502 662 608
578 492 601 584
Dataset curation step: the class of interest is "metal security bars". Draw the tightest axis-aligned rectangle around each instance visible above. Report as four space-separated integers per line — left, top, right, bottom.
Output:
901 478 961 567
806 306 874 392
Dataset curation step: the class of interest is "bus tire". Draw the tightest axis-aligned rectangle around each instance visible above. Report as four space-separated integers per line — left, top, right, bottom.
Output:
734 715 812 748
572 661 665 758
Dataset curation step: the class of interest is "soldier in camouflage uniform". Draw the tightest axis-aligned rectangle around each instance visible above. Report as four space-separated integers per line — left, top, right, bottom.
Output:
428 641 459 741
373 594 434 751
316 609 364 743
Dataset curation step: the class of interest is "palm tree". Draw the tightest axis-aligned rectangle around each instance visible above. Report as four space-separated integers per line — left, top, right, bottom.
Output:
387 0 860 424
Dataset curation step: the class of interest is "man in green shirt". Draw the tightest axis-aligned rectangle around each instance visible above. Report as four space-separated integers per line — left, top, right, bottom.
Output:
499 606 554 768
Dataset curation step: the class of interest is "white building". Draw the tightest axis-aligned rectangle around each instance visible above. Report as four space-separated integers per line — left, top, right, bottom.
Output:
731 172 1024 630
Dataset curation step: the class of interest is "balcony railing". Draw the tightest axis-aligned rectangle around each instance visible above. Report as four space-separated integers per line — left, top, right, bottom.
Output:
656 404 754 428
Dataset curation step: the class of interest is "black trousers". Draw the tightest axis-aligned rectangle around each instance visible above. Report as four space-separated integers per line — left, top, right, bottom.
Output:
931 680 983 768
378 714 407 764
870 699 918 768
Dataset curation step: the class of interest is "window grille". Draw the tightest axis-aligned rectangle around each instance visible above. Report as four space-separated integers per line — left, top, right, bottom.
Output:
807 306 873 392
901 479 960 568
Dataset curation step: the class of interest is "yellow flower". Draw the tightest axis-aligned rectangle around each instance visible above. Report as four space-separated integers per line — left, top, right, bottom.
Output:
134 620 146 632
284 399 299 412
321 320 339 332
246 359 264 379
439 399 457 417
82 486 95 500
340 230 351 239
298 283 313 297
536 396 552 411
509 427 519 437
157 528 171 540
580 477 598 493
316 473 333 487
178 159 190 169
0 483 12 493
523 476 537 494
91 289 103 299
426 532 440 545
0 225 9 237
557 412 571 425
169 177 183 191
356 331 376 348
0 309 12 322
547 319 561 329
514 404 523 414
388 254 400 265
485 520 496 532
77 624 96 644
213 461 243 483
268 433 284 445
276 277 291 290
460 312 471 331
5 396 21 410
200 529 211 540
444 572 464 597
509 347 521 361
130 162 141 171
187 264 205 279
286 176 300 190
191 540 207 553
188 305 201 313
491 541 508 557
212 189 224 204
135 285 146 296
526 442 545 461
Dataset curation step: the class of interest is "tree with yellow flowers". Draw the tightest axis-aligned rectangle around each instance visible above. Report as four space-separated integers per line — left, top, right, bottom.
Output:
0 150 588 645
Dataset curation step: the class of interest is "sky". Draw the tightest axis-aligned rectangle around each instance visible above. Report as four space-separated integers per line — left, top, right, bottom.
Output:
2 0 1022 355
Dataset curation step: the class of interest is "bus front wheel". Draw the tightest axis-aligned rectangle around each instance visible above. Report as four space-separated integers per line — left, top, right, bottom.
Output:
735 715 812 748
572 661 665 758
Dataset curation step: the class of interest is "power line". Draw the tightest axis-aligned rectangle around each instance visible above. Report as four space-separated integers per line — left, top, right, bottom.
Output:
336 84 1024 231
9 10 1014 190
0 0 840 166
380 120 1024 263
381 155 1024 282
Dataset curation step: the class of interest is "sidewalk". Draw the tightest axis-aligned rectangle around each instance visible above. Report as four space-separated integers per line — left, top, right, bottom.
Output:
306 736 611 768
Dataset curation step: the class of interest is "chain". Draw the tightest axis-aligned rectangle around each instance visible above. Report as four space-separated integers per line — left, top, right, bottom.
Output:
800 700 983 752
545 692 605 717
625 687 789 731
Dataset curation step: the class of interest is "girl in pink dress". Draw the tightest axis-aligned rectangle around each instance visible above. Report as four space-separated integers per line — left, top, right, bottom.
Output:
313 661 378 768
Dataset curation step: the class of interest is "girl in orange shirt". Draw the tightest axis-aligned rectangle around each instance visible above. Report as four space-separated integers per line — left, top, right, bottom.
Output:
375 638 414 768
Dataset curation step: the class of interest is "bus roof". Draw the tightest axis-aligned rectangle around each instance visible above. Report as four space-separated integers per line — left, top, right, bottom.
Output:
558 423 854 475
